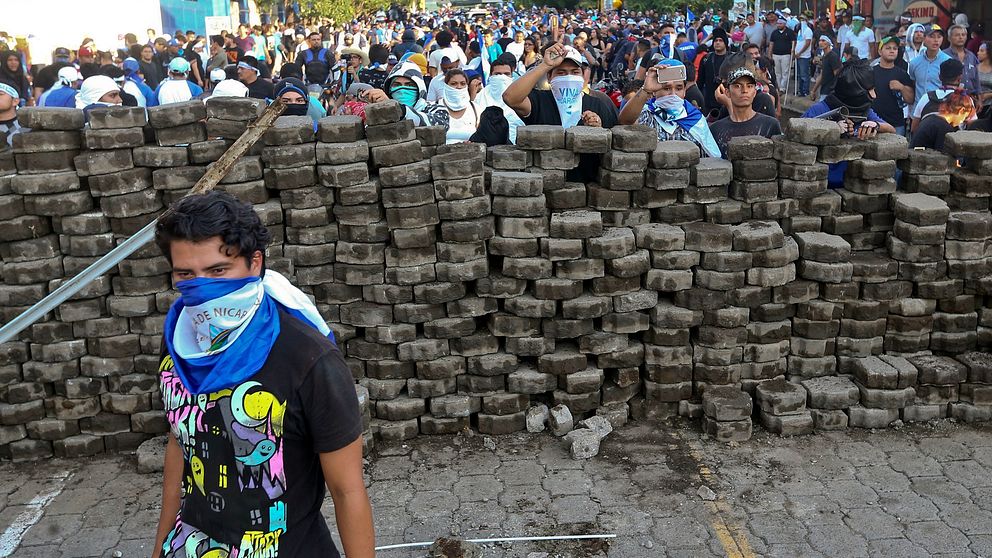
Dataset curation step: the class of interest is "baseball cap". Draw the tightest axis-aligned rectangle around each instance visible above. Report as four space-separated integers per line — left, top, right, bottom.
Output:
168 57 190 74
879 35 900 47
77 46 94 58
557 46 588 67
926 26 945 37
727 66 757 83
167 38 181 47
209 67 226 82
53 47 71 61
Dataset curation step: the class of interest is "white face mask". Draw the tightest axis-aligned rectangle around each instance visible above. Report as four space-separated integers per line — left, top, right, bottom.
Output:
443 83 470 111
550 74 585 129
485 74 512 101
653 94 685 120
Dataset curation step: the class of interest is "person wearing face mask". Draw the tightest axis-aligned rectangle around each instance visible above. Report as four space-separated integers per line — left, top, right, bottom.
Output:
363 61 447 127
471 54 525 145
434 68 479 144
803 58 895 187
502 42 618 130
151 191 374 558
619 59 721 158
275 77 325 124
75 75 124 118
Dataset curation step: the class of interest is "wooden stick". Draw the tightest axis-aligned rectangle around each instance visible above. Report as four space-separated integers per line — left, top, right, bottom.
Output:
191 98 286 196
0 99 288 343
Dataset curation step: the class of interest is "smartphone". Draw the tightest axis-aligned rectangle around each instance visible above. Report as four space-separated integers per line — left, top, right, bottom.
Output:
654 65 687 83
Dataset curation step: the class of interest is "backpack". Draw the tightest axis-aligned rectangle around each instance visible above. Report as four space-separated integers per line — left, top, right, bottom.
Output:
301 47 328 66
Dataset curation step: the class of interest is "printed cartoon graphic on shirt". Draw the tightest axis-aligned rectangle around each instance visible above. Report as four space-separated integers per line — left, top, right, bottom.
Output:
160 354 289 558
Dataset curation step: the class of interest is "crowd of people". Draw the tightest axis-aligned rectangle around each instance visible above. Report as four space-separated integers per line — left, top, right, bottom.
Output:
1 5 990 160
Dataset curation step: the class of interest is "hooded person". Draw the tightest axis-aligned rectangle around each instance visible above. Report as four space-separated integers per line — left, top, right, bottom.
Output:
122 58 157 107
40 66 81 108
274 76 325 124
210 79 249 98
392 28 424 59
618 58 721 158
99 64 139 107
698 27 731 112
363 61 447 126
803 57 895 187
75 75 123 115
0 51 30 104
904 23 928 64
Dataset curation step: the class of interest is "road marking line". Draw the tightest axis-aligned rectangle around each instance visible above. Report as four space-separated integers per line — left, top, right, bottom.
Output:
679 434 756 558
0 470 72 558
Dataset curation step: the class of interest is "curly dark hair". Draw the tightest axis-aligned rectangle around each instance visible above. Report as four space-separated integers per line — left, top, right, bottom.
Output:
155 191 271 270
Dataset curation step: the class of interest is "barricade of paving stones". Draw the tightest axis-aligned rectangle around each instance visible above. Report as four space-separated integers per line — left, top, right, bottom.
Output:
0 101 991 460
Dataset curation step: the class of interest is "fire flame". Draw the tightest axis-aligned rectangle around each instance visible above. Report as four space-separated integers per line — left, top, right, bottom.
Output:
938 90 977 128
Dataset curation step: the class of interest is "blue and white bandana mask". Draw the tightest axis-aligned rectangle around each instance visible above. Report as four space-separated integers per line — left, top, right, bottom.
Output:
164 270 334 395
550 74 584 129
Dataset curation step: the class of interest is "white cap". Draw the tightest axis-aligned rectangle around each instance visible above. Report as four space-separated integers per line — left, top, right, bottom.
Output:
209 68 226 83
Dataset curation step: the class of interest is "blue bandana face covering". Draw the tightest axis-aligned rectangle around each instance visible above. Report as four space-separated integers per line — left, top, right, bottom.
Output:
164 276 281 395
163 272 336 395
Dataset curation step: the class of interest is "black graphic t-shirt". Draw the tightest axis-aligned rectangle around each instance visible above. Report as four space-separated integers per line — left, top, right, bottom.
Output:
159 310 361 558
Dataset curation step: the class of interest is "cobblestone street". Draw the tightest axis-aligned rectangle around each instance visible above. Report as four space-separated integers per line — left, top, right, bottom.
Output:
1 419 991 557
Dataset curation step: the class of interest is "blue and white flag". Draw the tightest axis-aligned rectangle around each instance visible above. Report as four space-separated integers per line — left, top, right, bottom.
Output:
687 7 696 22
477 30 490 86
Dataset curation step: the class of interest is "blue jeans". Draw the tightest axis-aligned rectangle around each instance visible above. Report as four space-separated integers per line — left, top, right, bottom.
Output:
796 57 811 96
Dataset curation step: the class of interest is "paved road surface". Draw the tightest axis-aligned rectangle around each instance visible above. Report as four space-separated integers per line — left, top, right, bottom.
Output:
1 419 991 557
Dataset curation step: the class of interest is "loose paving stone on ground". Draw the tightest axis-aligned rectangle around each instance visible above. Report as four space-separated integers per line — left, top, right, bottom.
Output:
0 420 990 557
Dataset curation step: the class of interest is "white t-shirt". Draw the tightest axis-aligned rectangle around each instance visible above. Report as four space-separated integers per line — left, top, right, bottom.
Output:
445 105 479 144
506 41 525 60
426 74 445 102
157 79 193 105
796 24 814 58
428 46 467 69
844 28 875 60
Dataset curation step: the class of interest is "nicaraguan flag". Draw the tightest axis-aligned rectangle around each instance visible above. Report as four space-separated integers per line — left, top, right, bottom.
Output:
477 29 489 85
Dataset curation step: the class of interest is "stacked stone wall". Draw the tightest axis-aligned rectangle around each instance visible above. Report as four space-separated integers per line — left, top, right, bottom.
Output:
1 100 991 460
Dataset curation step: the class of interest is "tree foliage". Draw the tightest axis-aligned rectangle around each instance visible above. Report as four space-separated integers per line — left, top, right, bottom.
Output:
295 0 394 24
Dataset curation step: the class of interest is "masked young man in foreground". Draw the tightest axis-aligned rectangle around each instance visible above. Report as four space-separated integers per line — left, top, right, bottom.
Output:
151 191 374 558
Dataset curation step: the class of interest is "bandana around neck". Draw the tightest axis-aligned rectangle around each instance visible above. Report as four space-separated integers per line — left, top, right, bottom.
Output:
163 271 335 395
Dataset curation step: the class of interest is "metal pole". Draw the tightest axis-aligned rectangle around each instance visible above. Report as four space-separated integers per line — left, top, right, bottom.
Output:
0 99 287 345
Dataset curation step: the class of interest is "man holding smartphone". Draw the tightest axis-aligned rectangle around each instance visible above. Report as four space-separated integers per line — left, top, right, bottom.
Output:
618 59 721 158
